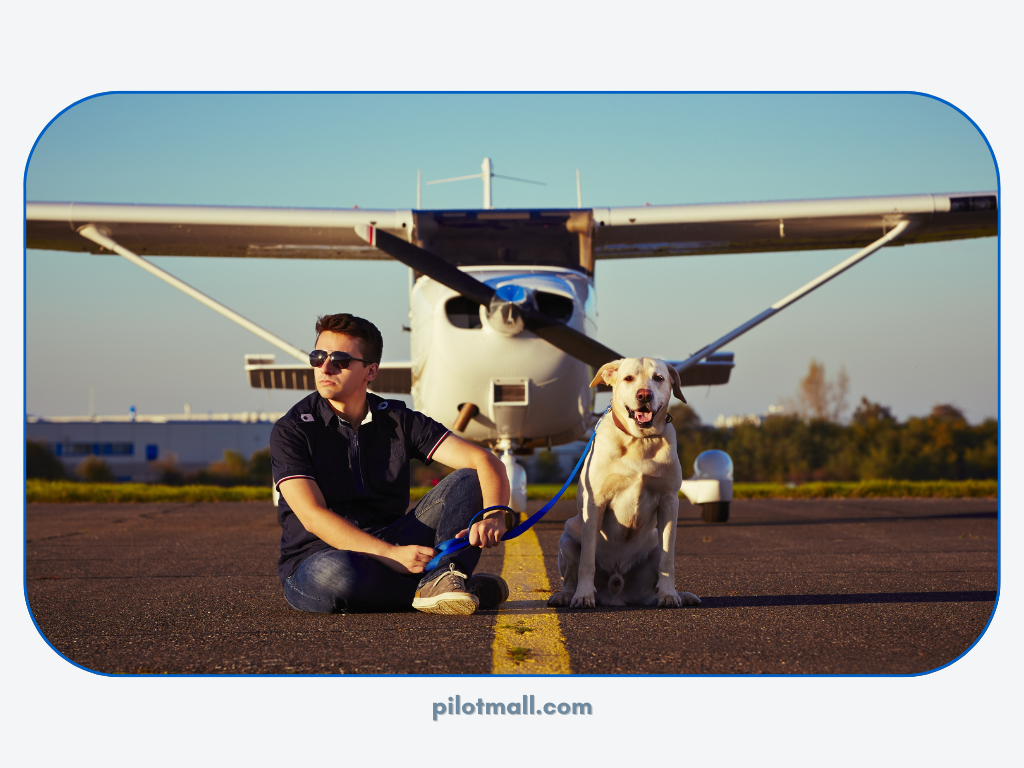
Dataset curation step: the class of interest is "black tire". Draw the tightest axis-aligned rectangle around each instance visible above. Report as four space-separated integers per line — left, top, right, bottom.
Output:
701 501 730 523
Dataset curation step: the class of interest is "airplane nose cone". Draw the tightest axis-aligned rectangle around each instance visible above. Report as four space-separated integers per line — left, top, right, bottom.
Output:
495 284 528 304
486 283 532 336
486 298 525 336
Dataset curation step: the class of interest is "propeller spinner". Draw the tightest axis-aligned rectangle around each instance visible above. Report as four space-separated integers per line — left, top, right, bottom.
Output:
487 284 529 336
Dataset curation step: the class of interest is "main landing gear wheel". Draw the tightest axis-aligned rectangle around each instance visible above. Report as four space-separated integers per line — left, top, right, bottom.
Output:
701 502 730 523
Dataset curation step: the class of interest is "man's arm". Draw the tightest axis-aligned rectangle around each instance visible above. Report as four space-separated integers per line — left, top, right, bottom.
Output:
430 435 512 549
278 478 435 574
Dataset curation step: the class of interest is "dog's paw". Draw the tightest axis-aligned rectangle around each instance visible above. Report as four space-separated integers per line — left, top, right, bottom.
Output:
657 590 701 607
547 590 574 607
657 590 683 607
569 590 596 608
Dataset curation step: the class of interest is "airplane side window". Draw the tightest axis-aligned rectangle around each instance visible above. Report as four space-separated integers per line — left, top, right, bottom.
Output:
535 291 574 323
444 296 483 329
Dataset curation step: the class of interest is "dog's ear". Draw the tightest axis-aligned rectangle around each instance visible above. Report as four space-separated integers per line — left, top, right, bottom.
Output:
590 359 624 388
667 364 687 403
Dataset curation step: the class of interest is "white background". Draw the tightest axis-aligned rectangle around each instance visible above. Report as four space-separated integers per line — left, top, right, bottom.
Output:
5 2 1018 766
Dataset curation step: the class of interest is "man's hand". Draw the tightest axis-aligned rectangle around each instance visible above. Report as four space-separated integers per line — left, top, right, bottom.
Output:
375 544 437 575
457 513 506 549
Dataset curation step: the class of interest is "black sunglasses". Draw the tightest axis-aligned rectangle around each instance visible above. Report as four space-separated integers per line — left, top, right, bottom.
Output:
309 350 374 369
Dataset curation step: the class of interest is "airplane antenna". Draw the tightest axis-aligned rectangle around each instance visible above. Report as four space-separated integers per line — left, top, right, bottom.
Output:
426 158 545 209
576 169 582 208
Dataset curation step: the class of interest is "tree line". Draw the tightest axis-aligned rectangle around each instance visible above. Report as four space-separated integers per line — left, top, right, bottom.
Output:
26 442 273 487
670 397 996 484
668 360 997 483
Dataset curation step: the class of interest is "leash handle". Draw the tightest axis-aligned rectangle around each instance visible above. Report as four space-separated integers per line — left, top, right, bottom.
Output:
422 505 516 572
422 408 610 573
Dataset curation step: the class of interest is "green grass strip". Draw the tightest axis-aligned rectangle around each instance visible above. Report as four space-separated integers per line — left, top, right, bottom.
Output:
731 479 997 499
28 478 996 504
523 480 996 500
27 480 271 504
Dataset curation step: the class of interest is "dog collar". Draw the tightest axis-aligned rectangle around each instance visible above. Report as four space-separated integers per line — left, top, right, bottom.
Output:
610 408 632 435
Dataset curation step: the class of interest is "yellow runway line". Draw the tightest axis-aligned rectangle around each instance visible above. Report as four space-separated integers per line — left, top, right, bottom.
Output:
492 528 572 674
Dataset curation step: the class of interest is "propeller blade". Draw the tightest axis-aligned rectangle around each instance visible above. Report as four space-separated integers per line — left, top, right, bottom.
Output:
355 225 495 307
522 314 622 369
354 225 623 369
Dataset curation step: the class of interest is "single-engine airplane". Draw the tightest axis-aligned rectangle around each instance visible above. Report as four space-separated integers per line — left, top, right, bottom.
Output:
25 161 998 516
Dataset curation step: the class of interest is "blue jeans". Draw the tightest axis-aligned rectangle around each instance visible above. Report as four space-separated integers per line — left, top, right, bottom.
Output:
283 468 485 613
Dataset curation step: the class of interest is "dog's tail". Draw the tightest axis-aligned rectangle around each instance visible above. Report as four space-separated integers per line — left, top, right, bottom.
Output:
608 571 625 597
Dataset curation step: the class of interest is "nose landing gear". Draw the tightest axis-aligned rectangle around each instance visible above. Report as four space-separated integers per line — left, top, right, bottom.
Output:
495 437 527 514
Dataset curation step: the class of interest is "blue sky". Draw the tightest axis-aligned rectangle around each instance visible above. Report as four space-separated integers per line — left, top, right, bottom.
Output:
25 93 998 422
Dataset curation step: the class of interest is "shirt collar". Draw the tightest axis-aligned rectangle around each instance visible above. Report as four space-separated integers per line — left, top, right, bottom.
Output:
317 392 380 428
363 392 384 424
359 403 375 426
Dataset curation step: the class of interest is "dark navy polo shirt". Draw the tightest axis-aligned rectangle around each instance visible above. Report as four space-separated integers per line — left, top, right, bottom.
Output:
270 390 451 583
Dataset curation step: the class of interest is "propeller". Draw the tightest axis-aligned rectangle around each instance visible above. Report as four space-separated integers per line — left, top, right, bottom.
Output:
354 225 622 369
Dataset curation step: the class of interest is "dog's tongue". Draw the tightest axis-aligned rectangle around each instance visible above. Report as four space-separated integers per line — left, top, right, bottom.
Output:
635 410 653 424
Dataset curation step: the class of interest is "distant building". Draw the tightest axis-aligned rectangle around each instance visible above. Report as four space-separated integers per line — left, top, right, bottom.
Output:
713 404 785 429
26 410 284 482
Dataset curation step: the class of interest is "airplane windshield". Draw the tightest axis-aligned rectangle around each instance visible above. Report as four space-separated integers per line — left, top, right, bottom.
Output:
413 209 590 273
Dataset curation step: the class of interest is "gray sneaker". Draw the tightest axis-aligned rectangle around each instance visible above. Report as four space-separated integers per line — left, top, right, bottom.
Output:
413 564 478 615
467 572 509 610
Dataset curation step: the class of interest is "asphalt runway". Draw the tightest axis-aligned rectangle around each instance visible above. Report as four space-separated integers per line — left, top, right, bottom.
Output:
25 497 997 675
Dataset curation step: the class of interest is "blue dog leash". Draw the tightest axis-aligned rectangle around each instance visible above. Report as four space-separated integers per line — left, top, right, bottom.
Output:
423 407 610 572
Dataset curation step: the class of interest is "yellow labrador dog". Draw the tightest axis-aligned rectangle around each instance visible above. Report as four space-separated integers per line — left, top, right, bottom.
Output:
548 357 701 608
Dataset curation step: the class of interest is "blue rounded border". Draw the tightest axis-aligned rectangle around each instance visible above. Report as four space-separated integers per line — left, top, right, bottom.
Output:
22 89 1001 679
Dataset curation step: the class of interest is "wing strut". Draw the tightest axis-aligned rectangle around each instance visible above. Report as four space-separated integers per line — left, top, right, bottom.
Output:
675 219 912 373
76 224 309 363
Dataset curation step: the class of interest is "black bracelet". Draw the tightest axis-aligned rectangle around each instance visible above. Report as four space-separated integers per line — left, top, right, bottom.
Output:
483 508 518 531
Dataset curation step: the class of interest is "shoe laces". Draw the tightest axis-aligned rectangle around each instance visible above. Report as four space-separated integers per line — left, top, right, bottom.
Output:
441 562 468 588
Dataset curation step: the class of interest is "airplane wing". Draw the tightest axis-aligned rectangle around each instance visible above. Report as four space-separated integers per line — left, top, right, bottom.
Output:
244 355 412 394
592 192 997 259
592 352 735 392
26 202 413 260
27 191 996 263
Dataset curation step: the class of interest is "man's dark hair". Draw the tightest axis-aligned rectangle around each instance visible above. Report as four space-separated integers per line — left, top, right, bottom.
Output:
314 314 383 364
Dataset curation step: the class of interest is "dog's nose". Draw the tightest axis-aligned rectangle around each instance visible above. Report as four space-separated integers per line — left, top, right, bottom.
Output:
636 389 652 403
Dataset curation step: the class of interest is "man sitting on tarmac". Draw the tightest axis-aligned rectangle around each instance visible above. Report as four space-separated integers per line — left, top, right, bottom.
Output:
270 313 511 615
